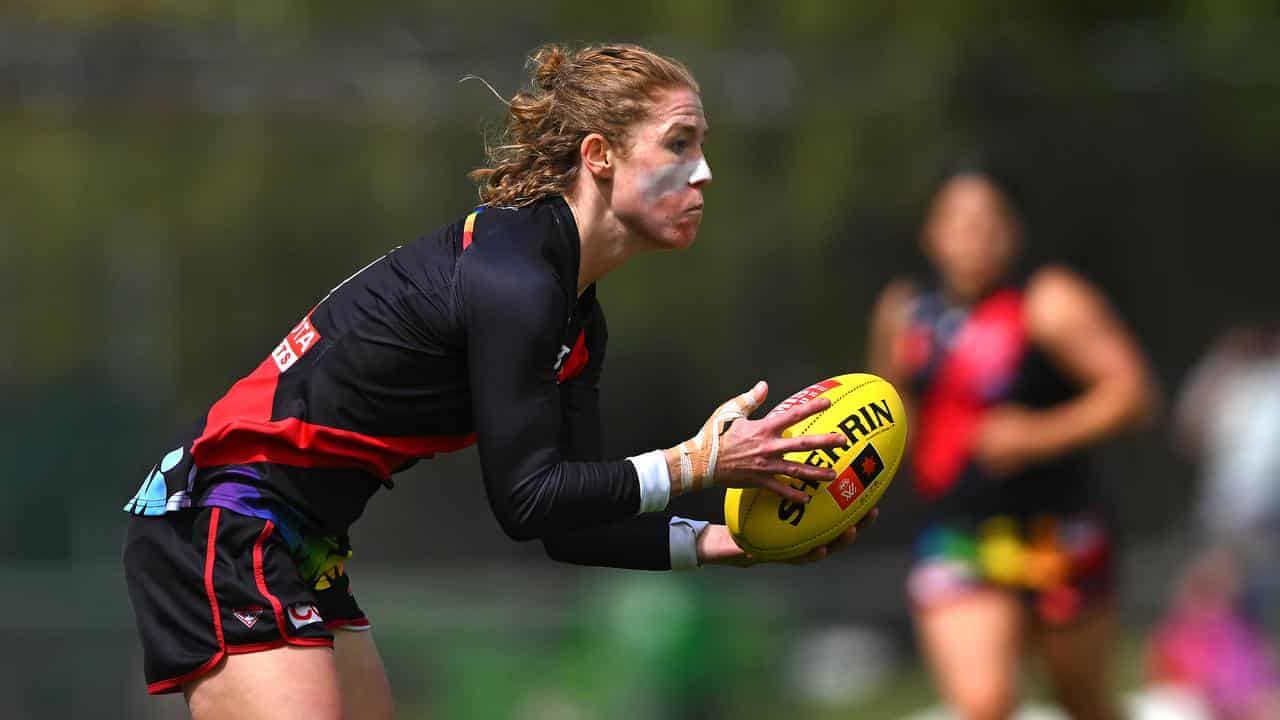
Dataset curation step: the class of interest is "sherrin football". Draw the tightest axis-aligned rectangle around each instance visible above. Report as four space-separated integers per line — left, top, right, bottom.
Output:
724 373 907 561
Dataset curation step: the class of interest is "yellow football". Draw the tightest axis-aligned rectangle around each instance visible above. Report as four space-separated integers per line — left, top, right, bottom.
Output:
724 373 907 561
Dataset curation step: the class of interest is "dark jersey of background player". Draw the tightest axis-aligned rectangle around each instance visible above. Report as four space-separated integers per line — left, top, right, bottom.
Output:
869 169 1153 720
900 274 1112 621
124 196 681 570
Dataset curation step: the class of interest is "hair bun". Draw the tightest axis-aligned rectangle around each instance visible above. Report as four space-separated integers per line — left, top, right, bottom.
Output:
472 43 698 207
531 44 568 92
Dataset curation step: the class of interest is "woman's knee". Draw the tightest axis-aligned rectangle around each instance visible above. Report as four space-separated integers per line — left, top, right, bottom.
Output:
1043 664 1116 720
947 675 1018 720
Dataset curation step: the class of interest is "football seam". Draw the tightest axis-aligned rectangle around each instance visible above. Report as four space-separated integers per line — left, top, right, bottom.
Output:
739 377 900 556
790 378 879 436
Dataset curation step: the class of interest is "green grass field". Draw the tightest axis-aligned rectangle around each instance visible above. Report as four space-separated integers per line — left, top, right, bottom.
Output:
363 572 1162 720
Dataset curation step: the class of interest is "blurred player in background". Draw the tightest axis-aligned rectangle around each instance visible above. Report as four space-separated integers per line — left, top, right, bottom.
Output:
867 169 1155 720
1147 324 1280 720
121 44 868 720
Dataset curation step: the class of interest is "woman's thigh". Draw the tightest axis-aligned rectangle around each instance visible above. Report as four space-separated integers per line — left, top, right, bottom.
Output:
1032 603 1120 720
334 629 394 720
184 645 342 720
915 589 1024 720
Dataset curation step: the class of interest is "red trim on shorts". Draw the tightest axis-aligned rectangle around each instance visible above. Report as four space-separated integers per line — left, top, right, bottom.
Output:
206 509 226 648
325 616 371 631
248 521 332 647
227 640 289 655
289 637 337 646
147 512 335 695
146 508 229 695
252 520 289 643
226 638 335 655
146 650 227 695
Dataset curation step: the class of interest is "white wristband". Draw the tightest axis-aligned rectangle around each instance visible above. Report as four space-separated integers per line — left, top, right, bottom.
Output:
627 450 671 514
669 516 710 570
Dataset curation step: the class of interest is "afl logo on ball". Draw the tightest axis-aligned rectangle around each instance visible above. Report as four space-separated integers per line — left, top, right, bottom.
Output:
287 603 323 629
827 444 884 511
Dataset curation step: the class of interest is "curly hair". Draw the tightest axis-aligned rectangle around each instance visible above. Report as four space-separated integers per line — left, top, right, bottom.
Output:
470 44 699 207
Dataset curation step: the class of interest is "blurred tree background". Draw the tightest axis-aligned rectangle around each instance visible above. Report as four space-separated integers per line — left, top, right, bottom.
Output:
3 1 1278 717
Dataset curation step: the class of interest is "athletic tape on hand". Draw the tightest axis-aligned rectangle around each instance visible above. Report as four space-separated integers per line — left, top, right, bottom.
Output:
665 384 762 494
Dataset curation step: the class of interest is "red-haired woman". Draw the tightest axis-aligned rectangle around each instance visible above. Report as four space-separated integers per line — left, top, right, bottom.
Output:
868 170 1155 720
122 44 867 719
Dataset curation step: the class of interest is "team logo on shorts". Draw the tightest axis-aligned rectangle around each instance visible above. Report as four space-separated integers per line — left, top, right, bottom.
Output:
232 606 265 629
287 603 323 629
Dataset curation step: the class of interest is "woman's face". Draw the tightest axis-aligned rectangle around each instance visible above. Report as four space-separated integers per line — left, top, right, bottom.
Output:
609 85 711 250
923 175 1019 301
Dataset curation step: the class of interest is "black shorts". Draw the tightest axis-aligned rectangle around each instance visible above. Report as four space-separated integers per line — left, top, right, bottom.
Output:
122 506 370 694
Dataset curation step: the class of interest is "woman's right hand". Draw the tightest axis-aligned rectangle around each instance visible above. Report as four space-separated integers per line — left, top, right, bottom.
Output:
663 380 846 503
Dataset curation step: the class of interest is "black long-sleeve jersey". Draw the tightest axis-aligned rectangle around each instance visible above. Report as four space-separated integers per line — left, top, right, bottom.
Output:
124 197 677 569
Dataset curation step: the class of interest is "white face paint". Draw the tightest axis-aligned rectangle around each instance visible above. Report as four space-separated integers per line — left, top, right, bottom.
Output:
688 156 712 185
641 156 712 201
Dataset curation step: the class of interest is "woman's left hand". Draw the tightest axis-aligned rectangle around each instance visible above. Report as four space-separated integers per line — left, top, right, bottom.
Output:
697 508 879 567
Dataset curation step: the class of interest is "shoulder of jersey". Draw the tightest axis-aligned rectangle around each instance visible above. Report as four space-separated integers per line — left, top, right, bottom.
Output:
467 204 556 256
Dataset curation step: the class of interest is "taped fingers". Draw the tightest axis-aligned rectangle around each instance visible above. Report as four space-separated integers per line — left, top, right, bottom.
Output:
665 382 767 495
720 382 768 424
665 381 774 495
736 380 769 415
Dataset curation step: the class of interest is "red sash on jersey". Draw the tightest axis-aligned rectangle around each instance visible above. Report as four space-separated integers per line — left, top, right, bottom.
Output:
909 289 1027 499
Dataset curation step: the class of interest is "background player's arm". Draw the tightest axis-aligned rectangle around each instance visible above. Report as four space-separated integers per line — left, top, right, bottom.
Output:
867 278 917 386
976 265 1157 473
867 279 919 440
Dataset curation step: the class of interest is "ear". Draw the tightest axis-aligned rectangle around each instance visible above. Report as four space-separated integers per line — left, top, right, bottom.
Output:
579 132 613 180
